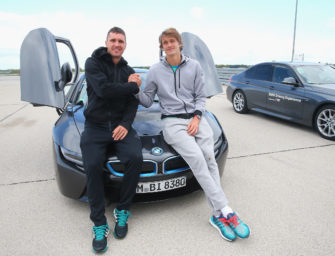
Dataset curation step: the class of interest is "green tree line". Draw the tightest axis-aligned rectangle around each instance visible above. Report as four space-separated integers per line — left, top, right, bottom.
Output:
0 65 249 75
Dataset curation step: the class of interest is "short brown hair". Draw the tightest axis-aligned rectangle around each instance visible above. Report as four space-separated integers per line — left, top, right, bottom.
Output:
106 27 126 41
159 28 182 50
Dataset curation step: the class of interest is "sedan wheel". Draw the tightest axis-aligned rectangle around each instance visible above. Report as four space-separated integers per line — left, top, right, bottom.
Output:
315 105 335 140
233 90 248 113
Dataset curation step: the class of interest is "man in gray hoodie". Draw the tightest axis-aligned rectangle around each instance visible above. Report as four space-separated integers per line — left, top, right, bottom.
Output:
137 28 250 242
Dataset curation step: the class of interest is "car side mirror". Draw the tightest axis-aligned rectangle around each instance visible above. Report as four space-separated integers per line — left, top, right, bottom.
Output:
282 77 299 86
55 62 73 91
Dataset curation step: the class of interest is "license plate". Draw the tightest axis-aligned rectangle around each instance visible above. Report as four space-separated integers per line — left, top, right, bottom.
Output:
136 176 186 193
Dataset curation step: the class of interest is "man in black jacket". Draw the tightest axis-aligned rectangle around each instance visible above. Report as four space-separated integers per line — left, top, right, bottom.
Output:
80 27 142 253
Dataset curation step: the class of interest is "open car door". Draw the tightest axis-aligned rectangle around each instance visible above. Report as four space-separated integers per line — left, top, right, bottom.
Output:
20 28 79 109
181 32 222 97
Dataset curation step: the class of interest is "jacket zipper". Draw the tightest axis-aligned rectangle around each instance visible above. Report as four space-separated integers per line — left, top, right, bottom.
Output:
108 65 118 132
178 69 181 89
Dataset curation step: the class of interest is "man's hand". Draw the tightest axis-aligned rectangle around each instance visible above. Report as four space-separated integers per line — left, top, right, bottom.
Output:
128 73 142 87
112 125 128 141
187 117 200 136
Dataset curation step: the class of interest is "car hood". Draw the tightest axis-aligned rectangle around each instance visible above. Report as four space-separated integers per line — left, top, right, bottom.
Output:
57 102 176 162
310 83 335 90
71 102 163 137
133 103 162 136
305 83 335 95
56 101 224 163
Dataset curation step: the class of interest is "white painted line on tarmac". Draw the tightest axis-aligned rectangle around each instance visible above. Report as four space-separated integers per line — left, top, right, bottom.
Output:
0 103 29 123
0 178 55 187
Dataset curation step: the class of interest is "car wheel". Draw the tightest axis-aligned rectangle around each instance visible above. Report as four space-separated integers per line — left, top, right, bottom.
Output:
314 105 335 140
232 90 248 113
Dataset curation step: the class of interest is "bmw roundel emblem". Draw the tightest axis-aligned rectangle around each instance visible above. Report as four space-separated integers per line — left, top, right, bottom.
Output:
151 147 164 156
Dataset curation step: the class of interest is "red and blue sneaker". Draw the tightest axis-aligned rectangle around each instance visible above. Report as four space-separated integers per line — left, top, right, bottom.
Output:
226 212 250 239
209 214 237 241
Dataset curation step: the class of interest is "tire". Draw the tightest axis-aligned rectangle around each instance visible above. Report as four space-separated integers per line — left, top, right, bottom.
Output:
232 90 248 113
314 104 335 140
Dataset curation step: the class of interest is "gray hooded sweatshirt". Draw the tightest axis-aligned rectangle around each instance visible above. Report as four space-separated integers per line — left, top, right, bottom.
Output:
137 54 206 116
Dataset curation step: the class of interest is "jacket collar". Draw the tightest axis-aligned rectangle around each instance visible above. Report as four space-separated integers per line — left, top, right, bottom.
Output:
92 47 128 66
160 54 189 67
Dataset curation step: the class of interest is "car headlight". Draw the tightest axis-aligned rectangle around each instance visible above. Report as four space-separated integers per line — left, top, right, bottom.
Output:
60 146 83 167
214 134 223 148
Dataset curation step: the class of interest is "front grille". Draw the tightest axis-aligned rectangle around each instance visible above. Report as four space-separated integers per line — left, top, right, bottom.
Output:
107 156 191 177
163 156 190 174
106 160 157 177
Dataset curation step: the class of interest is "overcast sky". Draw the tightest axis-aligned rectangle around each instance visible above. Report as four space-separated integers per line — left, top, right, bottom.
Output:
1 0 335 69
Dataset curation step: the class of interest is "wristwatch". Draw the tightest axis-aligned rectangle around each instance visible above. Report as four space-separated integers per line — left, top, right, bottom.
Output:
194 114 201 120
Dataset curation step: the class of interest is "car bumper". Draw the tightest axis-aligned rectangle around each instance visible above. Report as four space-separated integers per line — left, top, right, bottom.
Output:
53 137 228 202
226 85 233 103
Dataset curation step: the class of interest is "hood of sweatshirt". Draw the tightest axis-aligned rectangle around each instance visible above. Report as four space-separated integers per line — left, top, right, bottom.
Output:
160 54 190 67
91 47 128 66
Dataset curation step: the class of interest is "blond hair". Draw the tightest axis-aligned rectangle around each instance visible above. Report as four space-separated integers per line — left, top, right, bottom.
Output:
159 28 182 50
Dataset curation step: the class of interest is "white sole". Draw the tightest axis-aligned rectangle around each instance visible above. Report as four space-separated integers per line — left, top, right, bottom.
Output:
209 218 235 242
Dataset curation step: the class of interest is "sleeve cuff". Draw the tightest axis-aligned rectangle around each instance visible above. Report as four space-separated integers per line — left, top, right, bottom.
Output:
129 82 139 94
119 122 131 131
193 110 202 117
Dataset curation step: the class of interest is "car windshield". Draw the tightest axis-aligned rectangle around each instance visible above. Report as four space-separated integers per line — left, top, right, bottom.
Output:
75 70 158 105
294 65 335 84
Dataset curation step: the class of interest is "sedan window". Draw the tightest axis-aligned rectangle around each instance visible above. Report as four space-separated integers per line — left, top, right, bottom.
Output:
245 64 273 81
273 66 297 84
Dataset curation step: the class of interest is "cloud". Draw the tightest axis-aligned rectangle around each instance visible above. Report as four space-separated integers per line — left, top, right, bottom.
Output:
190 7 204 19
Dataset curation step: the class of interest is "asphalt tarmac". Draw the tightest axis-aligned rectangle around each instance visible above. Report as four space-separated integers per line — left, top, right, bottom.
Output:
1 76 334 256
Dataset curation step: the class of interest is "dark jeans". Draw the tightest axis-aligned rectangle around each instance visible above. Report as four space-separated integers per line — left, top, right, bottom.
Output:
80 121 143 226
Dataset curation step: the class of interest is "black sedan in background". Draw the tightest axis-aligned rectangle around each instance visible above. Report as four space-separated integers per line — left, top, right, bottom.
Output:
20 28 228 202
227 62 335 140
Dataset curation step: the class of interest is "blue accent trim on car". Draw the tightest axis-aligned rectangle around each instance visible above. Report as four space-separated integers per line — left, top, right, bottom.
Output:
107 160 157 177
206 111 217 121
164 166 190 174
79 196 88 202
162 156 190 174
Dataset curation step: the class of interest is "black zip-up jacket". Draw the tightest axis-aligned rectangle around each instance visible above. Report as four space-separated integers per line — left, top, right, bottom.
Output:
84 47 139 130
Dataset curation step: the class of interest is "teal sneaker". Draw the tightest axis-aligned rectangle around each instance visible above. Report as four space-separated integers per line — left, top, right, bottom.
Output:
113 208 131 239
226 212 250 239
92 223 110 253
209 214 236 241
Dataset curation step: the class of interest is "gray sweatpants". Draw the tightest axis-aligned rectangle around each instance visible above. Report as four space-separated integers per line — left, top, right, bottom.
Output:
162 117 228 214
